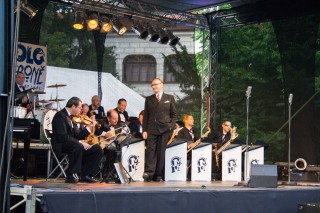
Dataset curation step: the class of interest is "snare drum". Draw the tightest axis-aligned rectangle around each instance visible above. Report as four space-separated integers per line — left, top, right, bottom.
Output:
12 106 27 118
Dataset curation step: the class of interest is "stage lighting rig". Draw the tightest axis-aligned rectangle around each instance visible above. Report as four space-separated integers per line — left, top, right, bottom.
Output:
86 12 99 31
112 18 127 36
20 1 38 19
158 29 169 45
100 15 113 33
167 30 180 47
73 9 85 30
132 24 149 40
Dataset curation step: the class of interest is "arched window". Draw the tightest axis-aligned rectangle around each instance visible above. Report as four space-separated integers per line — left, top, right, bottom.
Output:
123 55 156 82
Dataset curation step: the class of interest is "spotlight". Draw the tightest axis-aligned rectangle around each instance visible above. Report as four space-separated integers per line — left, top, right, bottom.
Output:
158 29 169 44
73 10 85 30
148 27 159 42
20 2 38 19
100 15 113 33
87 12 99 30
132 24 149 40
167 30 180 47
112 19 127 36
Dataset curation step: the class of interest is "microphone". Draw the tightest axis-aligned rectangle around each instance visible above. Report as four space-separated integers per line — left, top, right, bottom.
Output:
246 86 252 98
288 94 293 104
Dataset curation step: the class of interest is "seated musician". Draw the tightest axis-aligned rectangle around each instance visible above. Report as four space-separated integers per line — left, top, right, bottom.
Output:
81 103 90 116
51 97 103 183
128 110 144 139
114 98 129 125
211 120 232 179
95 109 123 181
176 114 198 148
88 95 105 121
14 72 29 107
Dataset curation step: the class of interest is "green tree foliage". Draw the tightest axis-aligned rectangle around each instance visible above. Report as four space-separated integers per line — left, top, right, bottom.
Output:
39 3 117 76
163 45 201 130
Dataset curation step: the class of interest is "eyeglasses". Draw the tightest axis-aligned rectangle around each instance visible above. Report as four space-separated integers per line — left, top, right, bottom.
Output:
151 82 162 87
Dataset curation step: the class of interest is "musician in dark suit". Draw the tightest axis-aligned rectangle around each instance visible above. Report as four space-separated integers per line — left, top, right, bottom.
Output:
211 120 232 179
95 109 123 182
115 98 129 125
176 114 198 143
51 97 103 183
88 95 105 120
128 110 144 139
142 78 177 181
14 72 28 107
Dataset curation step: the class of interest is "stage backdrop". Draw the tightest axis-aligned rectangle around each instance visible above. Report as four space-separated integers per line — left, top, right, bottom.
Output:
16 42 47 91
41 66 145 117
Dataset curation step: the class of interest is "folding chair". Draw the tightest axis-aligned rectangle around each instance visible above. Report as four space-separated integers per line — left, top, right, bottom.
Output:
45 129 69 181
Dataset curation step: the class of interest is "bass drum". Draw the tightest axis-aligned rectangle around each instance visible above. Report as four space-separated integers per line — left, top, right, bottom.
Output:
25 108 47 122
42 109 58 140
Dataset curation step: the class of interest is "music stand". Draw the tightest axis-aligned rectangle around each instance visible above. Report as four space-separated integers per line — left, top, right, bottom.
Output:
101 133 132 184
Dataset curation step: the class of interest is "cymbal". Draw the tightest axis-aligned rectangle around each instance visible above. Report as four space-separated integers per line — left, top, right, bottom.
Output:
49 98 66 102
47 84 67 88
31 90 46 94
38 100 50 104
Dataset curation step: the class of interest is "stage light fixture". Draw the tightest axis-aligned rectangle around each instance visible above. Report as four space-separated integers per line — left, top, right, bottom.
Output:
132 24 149 40
167 30 180 47
87 12 99 31
73 10 85 30
20 2 38 19
148 27 160 42
100 15 113 33
112 19 127 36
158 29 169 45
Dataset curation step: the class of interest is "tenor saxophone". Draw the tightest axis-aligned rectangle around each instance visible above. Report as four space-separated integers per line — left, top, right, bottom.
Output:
214 126 239 168
167 124 183 145
186 127 211 153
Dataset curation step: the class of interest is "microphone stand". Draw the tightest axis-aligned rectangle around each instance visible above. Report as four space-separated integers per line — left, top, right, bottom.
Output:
244 86 252 182
283 94 297 185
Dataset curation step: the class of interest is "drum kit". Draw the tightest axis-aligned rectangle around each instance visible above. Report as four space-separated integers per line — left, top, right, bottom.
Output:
13 83 67 141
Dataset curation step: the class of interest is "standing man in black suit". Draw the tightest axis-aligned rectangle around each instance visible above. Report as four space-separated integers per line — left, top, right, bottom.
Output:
88 95 105 121
142 78 177 181
51 97 103 183
115 98 129 125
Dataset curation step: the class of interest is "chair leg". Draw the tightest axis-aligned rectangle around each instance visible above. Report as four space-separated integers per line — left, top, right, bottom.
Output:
46 148 69 181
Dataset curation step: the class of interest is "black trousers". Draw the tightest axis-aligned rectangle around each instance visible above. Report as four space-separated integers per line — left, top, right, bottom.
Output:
62 142 103 177
145 130 171 179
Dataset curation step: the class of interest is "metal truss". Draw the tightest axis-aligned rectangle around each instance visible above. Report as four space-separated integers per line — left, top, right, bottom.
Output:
52 0 208 29
200 11 241 133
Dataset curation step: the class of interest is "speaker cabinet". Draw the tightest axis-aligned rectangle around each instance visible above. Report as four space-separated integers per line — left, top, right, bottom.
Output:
248 164 278 188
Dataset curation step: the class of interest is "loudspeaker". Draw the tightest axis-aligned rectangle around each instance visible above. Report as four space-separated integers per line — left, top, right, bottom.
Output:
248 164 278 188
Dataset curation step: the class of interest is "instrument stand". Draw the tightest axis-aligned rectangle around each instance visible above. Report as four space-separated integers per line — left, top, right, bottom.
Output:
281 94 297 186
26 92 36 119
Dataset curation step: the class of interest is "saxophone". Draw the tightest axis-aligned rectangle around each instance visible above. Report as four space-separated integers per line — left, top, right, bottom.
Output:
214 126 239 168
167 124 184 145
187 127 211 153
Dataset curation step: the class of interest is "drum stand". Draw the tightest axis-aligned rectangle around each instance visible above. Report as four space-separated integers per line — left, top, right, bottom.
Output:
26 92 36 119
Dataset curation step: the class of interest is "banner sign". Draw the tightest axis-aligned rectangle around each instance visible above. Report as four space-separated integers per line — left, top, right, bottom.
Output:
16 42 47 91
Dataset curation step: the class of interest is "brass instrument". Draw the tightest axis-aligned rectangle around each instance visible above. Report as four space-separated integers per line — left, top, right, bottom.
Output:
186 127 211 153
214 126 239 168
167 124 184 145
295 158 307 171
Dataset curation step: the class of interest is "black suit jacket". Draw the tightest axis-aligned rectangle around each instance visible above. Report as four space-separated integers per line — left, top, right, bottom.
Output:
129 119 143 138
14 83 28 107
211 131 231 149
114 107 129 124
176 127 197 142
142 93 177 135
51 108 90 153
88 105 105 120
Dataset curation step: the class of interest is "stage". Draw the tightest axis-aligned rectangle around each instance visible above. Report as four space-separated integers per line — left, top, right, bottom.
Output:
10 179 320 213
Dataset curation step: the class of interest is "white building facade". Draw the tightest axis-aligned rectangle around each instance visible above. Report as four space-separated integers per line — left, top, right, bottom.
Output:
104 30 195 98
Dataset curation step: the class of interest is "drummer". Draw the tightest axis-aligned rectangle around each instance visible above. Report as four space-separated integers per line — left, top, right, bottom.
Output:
14 72 29 108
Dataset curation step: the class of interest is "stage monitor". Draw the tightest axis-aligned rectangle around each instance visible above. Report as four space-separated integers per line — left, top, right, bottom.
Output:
248 164 278 188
